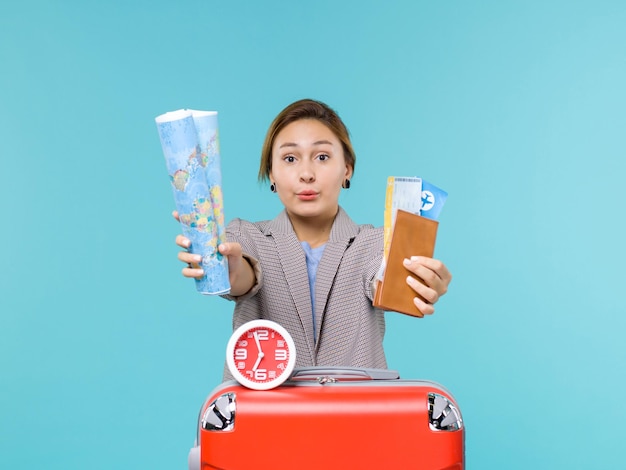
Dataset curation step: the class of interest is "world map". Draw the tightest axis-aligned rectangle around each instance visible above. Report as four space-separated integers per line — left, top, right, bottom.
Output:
156 110 230 295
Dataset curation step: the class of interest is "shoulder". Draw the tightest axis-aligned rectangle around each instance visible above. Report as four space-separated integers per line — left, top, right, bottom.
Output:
226 217 271 235
350 225 383 252
225 219 273 258
354 221 382 234
352 223 382 242
226 210 293 236
333 207 382 243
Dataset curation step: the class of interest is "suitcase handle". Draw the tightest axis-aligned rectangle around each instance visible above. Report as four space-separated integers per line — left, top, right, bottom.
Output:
289 367 400 382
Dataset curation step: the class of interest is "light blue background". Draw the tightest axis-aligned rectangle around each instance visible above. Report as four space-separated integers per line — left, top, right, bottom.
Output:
2 1 625 468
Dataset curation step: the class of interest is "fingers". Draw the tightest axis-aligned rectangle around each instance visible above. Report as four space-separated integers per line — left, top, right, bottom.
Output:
218 242 244 278
406 256 452 286
177 249 200 265
182 265 204 278
409 291 434 317
402 256 452 315
176 242 244 280
218 242 242 259
177 249 204 278
182 263 204 278
173 212 208 279
403 257 451 294
405 275 435 316
175 234 204 278
175 234 190 249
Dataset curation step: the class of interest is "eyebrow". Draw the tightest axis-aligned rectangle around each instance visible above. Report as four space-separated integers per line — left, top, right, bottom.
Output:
279 140 334 149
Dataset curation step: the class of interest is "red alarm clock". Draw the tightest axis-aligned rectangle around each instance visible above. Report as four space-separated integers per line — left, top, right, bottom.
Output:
225 319 297 390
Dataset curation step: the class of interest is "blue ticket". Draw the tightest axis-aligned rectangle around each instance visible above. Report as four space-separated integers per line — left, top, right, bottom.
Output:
420 180 448 220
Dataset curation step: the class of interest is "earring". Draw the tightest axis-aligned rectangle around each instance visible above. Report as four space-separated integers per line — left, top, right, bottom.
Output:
270 183 277 193
342 179 351 189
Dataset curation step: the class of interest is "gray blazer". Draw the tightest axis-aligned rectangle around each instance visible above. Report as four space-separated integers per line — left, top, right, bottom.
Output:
222 207 387 379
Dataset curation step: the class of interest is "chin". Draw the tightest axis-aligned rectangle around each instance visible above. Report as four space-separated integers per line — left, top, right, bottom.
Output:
290 204 336 220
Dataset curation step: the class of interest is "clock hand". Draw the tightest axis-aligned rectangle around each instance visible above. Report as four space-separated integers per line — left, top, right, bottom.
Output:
253 331 263 354
251 331 266 372
252 351 264 371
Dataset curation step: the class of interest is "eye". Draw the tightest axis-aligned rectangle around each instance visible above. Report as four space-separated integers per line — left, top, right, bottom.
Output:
317 153 330 161
283 155 296 163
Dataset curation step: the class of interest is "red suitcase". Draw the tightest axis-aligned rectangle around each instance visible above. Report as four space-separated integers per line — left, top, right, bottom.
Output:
188 367 464 470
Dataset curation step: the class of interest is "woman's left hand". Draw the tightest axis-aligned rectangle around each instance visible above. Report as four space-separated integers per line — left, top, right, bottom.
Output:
402 256 452 317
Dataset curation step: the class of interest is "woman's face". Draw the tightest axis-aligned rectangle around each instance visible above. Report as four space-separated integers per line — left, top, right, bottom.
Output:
270 119 352 222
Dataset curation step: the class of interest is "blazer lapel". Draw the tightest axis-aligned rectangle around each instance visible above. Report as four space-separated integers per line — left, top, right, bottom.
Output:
265 211 316 358
313 207 360 347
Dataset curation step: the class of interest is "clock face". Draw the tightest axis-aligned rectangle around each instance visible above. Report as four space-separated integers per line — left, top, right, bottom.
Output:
226 320 296 390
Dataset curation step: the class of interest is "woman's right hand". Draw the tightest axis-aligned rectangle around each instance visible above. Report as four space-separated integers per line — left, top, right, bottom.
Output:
176 234 205 279
173 211 205 279
173 211 255 295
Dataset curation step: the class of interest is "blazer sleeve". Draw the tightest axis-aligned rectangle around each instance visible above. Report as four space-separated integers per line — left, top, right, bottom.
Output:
362 227 385 302
219 218 264 302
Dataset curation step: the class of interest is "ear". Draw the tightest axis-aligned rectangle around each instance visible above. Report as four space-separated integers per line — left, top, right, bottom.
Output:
345 164 353 181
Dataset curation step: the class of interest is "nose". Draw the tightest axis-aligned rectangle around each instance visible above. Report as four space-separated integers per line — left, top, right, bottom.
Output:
299 161 315 183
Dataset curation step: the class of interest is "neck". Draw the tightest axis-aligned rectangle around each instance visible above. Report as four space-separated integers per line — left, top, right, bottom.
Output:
287 208 338 248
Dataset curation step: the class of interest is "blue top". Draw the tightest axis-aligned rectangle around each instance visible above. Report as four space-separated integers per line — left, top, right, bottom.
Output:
301 241 327 343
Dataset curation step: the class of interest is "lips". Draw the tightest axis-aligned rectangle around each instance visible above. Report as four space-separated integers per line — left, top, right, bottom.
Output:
296 190 319 201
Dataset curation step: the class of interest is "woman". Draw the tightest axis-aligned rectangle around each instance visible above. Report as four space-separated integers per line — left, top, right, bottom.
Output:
175 99 451 378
